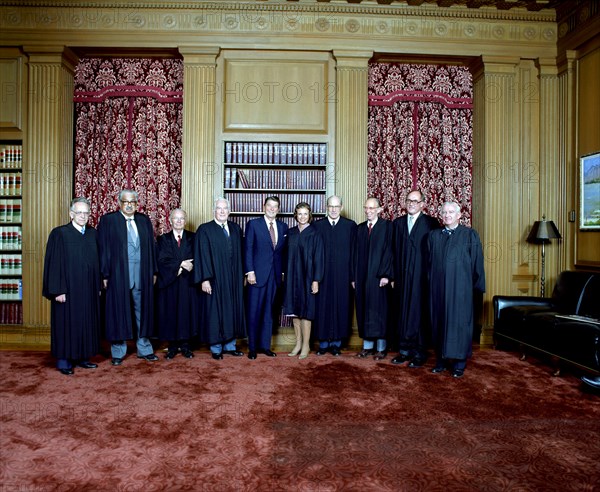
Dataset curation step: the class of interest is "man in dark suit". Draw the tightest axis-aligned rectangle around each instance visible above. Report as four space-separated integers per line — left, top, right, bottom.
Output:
156 208 199 359
391 190 440 367
98 189 159 366
244 195 288 359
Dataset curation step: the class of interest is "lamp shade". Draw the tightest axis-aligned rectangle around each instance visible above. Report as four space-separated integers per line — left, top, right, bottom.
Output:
527 217 562 243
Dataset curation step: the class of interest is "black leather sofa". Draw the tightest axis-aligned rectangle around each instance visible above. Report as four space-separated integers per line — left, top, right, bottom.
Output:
493 271 600 375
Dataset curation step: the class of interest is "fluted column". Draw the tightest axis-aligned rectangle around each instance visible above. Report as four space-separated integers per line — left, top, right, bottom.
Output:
22 46 77 334
537 58 565 279
472 56 522 344
178 46 220 230
333 50 372 223
557 51 577 271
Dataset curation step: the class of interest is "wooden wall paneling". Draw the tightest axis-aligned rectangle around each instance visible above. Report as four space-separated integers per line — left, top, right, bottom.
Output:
179 46 220 231
575 45 600 267
21 46 77 346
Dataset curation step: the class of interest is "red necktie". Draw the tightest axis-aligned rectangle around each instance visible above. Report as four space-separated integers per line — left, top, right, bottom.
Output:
269 222 276 249
368 222 373 235
177 234 181 247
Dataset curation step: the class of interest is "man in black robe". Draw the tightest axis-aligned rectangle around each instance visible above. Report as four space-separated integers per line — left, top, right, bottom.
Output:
195 198 246 360
428 201 485 378
156 208 199 359
313 195 357 356
391 190 440 367
352 197 393 361
43 197 101 375
97 189 158 366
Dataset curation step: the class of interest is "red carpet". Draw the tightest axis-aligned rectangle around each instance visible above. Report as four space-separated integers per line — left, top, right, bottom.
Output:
1 349 599 491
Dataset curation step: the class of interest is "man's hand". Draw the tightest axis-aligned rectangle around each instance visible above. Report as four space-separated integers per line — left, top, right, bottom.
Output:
181 259 193 272
311 281 319 294
201 280 212 295
247 272 257 285
379 277 389 287
55 294 66 303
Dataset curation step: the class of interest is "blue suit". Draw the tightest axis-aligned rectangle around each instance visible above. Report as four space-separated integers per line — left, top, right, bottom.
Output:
244 217 288 351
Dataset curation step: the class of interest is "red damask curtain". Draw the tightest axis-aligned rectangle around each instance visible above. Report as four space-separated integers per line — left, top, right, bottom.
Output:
74 58 183 235
368 63 473 225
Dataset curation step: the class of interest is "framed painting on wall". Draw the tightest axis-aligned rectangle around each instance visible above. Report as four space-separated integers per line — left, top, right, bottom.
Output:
580 151 600 230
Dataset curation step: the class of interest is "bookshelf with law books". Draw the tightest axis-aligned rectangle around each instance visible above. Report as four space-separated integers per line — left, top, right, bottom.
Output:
0 142 23 325
223 141 328 234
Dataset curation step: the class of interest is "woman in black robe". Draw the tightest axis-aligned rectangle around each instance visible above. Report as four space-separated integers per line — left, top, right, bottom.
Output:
283 202 324 359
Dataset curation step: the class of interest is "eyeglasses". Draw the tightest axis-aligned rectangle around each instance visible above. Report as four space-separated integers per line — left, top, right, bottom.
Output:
406 199 423 205
72 211 90 216
121 200 137 206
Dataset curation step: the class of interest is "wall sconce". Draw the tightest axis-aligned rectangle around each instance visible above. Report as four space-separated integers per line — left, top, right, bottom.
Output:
526 216 562 297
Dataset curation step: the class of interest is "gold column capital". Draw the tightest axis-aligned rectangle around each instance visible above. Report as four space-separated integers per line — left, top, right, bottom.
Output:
333 50 373 69
178 46 221 65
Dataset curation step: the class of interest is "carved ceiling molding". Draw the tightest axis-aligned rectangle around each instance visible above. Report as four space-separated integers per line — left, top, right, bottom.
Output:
0 3 557 47
0 1 557 22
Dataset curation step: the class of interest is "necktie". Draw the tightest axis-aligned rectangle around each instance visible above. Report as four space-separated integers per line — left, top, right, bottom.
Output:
331 220 336 228
443 228 453 236
127 218 138 244
177 234 181 247
408 215 414 234
368 222 373 236
81 226 85 235
269 222 276 249
222 223 229 238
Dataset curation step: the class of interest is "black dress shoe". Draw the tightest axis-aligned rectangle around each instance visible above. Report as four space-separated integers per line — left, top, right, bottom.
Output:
316 348 329 356
77 361 97 369
181 349 194 359
261 349 277 357
59 368 74 375
452 369 465 378
223 350 243 357
212 352 223 360
330 347 342 356
391 353 410 365
165 350 177 360
408 357 426 368
356 349 374 358
138 354 159 362
111 358 123 366
581 376 600 389
431 366 447 373
373 351 387 361
248 351 257 360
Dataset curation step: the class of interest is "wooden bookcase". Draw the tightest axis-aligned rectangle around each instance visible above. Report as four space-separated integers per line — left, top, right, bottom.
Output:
223 141 328 234
0 141 23 325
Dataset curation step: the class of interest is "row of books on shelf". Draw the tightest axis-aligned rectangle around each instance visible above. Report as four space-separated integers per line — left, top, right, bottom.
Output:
228 214 325 235
0 226 22 250
0 172 22 196
0 302 22 325
225 193 325 215
0 145 22 168
0 255 22 275
0 199 22 223
225 168 326 190
225 142 327 166
0 279 22 300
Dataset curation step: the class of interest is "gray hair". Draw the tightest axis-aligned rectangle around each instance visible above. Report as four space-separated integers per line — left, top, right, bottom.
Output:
169 208 187 220
118 189 138 202
70 197 90 211
214 197 231 211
